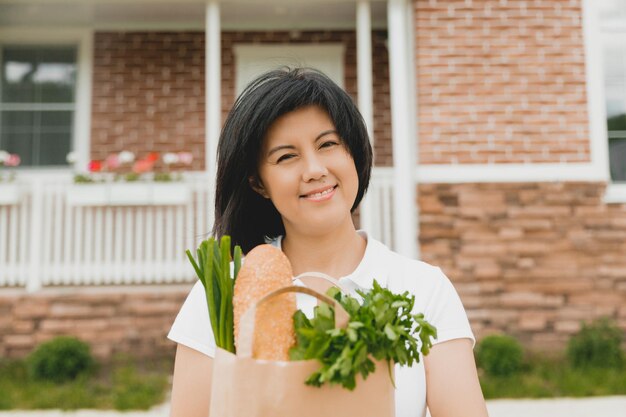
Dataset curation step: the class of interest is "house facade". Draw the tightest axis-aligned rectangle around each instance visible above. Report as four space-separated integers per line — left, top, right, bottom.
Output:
0 0 624 360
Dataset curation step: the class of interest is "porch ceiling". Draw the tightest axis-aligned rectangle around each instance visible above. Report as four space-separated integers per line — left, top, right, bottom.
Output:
0 0 388 30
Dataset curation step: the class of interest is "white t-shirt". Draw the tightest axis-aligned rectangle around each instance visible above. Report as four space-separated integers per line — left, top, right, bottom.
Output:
168 230 475 417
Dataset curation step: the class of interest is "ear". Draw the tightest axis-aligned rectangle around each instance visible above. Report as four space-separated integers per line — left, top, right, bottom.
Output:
248 176 270 199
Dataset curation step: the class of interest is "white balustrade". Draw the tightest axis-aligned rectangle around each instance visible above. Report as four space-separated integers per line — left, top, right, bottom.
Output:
361 167 395 249
0 168 395 290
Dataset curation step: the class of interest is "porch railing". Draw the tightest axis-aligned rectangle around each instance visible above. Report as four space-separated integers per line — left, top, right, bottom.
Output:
0 168 395 291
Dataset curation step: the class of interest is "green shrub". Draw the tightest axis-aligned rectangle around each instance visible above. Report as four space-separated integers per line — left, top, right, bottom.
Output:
476 334 524 377
567 317 624 369
27 336 95 383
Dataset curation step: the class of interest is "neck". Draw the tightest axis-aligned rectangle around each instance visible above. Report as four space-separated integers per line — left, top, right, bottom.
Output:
281 219 366 279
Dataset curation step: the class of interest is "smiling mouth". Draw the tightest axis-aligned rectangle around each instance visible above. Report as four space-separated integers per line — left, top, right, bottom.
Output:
300 185 338 198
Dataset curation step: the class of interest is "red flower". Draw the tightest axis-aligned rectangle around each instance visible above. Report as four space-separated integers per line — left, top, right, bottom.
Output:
132 159 155 174
105 153 121 170
5 154 21 167
88 160 102 172
146 152 159 162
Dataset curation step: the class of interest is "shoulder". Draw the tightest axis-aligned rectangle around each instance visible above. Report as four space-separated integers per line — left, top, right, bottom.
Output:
167 280 217 357
368 238 459 312
376 243 475 346
181 279 207 311
369 236 447 293
391 254 451 300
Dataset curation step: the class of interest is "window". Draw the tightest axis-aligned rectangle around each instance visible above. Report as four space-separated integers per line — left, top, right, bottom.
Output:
604 44 626 182
0 45 76 167
600 2 626 182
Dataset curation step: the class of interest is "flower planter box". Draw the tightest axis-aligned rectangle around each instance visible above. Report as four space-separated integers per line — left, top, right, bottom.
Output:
108 183 152 205
66 184 108 206
151 183 191 205
66 183 191 206
0 183 22 205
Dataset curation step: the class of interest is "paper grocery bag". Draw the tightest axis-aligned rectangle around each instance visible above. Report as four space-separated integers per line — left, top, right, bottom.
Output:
208 285 395 417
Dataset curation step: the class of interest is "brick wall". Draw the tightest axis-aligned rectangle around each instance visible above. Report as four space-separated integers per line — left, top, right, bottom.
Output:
0 285 190 360
418 182 626 350
91 30 393 169
92 32 206 171
220 30 393 166
414 0 590 164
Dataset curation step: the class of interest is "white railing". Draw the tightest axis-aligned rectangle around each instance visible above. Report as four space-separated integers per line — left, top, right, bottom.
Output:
360 167 395 249
0 168 395 290
0 172 212 291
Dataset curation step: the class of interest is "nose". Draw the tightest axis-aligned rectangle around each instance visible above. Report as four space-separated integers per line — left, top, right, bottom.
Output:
301 152 329 182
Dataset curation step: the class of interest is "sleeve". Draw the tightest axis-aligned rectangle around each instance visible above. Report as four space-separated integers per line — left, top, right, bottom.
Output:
423 267 476 349
167 280 217 357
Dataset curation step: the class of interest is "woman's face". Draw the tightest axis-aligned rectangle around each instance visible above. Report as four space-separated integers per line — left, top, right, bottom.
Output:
252 105 359 236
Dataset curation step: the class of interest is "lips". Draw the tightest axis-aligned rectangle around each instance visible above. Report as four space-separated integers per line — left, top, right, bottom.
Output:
300 185 337 198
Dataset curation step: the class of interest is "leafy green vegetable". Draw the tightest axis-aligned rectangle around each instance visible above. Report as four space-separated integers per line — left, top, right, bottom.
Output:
289 279 437 390
186 236 241 353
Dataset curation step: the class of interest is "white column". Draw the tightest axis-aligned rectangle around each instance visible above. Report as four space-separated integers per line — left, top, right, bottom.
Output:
388 0 417 258
357 1 374 141
356 0 376 236
405 0 420 259
75 29 93 175
206 1 221 232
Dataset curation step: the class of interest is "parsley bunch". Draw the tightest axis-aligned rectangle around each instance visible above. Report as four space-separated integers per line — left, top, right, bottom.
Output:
289 280 437 390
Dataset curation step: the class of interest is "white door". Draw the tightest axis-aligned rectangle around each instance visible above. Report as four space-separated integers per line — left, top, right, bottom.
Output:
233 44 345 96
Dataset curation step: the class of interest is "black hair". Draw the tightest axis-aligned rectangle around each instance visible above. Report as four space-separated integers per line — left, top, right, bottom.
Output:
212 67 373 254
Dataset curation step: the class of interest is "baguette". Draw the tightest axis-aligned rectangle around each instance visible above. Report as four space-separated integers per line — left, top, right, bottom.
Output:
233 244 296 360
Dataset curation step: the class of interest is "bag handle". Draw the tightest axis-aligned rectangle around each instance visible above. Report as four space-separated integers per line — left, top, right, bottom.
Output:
237 285 350 359
292 271 350 299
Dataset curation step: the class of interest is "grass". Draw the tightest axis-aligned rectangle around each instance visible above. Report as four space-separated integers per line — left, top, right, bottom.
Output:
3 348 625 408
0 354 172 410
479 352 626 399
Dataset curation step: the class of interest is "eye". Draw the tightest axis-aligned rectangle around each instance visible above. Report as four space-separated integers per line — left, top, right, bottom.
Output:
276 153 296 163
320 141 338 148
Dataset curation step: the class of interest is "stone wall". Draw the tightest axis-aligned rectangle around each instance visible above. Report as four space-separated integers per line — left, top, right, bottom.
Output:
418 182 626 350
0 285 190 360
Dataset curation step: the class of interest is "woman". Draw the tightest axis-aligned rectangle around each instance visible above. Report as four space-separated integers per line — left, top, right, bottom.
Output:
168 68 488 417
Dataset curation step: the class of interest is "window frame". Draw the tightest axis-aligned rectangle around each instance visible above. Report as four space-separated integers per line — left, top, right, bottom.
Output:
0 28 92 176
602 34 626 202
0 44 78 167
603 35 626 188
582 0 626 203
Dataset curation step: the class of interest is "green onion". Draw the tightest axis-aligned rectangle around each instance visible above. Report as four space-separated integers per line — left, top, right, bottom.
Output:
185 236 241 353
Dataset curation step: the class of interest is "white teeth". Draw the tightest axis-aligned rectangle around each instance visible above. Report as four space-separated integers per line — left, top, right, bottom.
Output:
305 187 334 198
